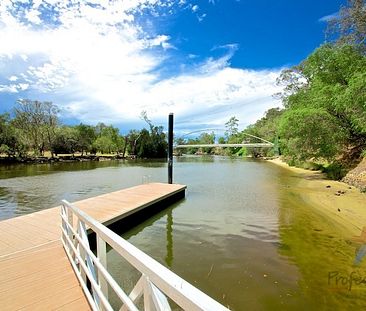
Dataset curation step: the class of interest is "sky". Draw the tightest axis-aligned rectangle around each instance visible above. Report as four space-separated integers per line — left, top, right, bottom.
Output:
0 0 346 134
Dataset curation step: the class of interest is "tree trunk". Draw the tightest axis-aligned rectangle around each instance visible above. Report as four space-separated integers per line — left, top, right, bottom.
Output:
122 136 128 158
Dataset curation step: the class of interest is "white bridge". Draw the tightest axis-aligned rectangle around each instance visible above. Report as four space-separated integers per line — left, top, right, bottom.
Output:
175 143 273 148
175 130 274 149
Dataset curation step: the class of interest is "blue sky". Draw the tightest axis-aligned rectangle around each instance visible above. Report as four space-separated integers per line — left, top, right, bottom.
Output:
0 0 345 133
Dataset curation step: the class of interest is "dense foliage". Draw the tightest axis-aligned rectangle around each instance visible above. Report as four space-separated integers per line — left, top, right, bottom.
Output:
278 44 366 163
246 0 366 177
0 100 167 159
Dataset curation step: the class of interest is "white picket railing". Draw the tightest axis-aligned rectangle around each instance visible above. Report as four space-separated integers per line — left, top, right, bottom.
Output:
60 200 230 311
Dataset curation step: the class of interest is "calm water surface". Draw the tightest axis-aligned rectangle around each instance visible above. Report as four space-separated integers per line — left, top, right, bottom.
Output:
1 156 365 310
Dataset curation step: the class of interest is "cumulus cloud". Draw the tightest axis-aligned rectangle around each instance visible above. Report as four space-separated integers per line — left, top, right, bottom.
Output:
0 83 29 93
8 76 18 82
0 0 283 132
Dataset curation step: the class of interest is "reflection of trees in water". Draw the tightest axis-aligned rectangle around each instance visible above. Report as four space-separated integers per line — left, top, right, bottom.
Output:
0 159 167 180
118 204 177 269
0 177 61 220
0 159 170 220
0 187 20 220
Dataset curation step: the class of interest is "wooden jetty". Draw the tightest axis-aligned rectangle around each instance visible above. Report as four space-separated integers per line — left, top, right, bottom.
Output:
0 183 186 311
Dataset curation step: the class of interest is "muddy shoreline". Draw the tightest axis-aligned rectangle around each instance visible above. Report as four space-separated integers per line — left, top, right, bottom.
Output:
0 154 132 164
268 158 366 237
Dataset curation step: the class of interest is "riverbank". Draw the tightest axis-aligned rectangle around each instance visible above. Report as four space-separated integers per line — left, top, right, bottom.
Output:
0 154 131 164
268 158 366 237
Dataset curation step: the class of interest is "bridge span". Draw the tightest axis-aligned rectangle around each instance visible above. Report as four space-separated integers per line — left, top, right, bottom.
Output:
175 143 274 148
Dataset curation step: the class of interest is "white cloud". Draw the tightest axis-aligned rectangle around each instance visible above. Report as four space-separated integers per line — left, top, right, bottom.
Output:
198 13 207 22
18 83 29 91
192 5 199 12
0 0 283 132
63 55 283 130
25 8 42 24
318 12 338 23
0 85 18 93
0 82 29 93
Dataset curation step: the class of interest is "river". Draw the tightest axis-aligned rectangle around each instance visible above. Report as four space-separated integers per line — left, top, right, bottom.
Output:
1 156 365 310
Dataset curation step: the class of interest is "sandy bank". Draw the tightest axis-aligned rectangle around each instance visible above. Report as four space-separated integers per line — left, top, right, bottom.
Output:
268 158 366 237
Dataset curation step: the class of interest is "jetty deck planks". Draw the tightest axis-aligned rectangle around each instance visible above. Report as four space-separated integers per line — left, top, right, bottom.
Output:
0 183 186 310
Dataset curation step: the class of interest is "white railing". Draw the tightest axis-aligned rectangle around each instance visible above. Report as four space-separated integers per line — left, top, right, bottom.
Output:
60 200 230 311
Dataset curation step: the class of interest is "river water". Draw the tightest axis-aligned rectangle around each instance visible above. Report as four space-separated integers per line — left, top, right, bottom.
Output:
1 156 365 310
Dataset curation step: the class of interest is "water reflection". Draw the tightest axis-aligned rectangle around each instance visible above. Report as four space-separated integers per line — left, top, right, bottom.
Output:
0 159 167 180
2 156 364 309
106 203 180 309
0 159 168 220
108 157 304 310
165 210 174 268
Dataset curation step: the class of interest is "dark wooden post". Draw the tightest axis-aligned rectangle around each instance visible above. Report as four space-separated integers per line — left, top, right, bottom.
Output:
168 113 173 184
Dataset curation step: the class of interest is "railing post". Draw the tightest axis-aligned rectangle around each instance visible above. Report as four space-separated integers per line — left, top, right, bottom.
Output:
78 220 87 284
97 234 108 302
61 204 66 245
80 220 100 305
143 275 152 311
67 204 73 244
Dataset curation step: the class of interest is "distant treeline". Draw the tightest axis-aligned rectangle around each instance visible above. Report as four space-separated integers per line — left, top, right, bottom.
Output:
0 101 167 159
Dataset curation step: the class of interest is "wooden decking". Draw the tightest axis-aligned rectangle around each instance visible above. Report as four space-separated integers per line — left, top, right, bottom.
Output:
0 183 186 311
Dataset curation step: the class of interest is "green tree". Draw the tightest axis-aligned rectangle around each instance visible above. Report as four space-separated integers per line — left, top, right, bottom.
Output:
198 131 215 154
134 111 168 158
126 130 140 157
13 100 59 156
242 108 283 157
43 101 59 157
93 136 116 154
99 125 124 153
0 113 22 157
75 124 96 155
132 126 168 158
52 126 79 156
279 108 348 161
327 0 366 51
225 116 239 139
277 44 366 164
